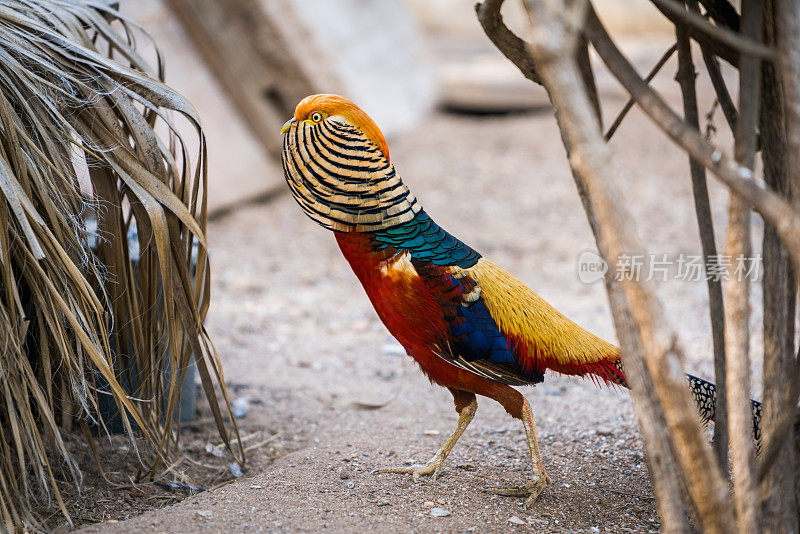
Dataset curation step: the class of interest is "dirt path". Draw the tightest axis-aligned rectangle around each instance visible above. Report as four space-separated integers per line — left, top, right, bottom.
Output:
81 81 760 532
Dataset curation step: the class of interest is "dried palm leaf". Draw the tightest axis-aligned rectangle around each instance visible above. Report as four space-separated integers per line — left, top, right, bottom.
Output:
0 0 241 529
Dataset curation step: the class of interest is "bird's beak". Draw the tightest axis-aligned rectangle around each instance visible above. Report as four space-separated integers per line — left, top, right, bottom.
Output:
281 118 295 134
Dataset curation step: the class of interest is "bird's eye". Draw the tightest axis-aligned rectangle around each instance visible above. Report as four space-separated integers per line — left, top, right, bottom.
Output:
310 112 323 123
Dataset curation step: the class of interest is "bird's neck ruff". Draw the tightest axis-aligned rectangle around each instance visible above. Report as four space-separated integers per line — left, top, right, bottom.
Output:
282 117 422 232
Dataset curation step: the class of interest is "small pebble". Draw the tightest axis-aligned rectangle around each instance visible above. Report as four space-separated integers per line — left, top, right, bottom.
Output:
250 484 262 489
423 501 435 508
591 527 600 533
205 444 225 458
430 507 451 517
232 398 250 419
424 429 440 436
339 468 351 480
508 515 525 525
195 510 213 519
381 343 406 356
230 462 244 478
595 426 614 436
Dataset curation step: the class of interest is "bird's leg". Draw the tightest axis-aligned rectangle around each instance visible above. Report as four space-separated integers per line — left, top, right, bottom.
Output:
374 393 477 481
488 398 550 507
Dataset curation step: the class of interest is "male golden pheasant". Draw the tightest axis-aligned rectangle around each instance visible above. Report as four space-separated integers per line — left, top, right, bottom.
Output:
280 94 760 505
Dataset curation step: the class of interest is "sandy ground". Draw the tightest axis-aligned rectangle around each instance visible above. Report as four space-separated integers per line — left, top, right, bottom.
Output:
79 70 764 533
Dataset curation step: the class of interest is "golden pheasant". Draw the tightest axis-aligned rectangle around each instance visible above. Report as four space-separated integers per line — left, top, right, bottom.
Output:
280 94 761 505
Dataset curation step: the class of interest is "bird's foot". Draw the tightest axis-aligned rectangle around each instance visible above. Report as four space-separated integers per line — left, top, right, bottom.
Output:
373 455 445 482
486 474 550 508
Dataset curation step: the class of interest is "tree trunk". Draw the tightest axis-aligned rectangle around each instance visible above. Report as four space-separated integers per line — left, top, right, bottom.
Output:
759 2 799 530
675 0 729 472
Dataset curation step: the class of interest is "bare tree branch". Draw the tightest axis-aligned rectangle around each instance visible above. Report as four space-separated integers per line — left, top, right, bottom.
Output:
652 5 734 65
584 10 800 274
700 49 738 132
675 0 728 472
776 0 800 205
478 0 800 528
476 2 690 528
652 0 773 61
575 37 689 531
758 363 800 479
516 0 735 529
723 1 762 529
577 37 602 129
697 0 739 30
474 0 542 85
758 2 799 528
605 44 677 142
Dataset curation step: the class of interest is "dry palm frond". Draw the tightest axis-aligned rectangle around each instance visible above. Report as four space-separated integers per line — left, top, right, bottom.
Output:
0 0 241 529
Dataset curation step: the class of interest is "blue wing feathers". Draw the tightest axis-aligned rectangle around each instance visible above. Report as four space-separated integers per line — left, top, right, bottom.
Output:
452 300 514 364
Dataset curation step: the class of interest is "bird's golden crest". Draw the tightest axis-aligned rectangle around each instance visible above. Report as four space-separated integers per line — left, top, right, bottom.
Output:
293 94 390 162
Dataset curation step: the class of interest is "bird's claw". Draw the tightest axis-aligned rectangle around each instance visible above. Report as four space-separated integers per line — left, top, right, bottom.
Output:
485 474 549 508
373 458 444 481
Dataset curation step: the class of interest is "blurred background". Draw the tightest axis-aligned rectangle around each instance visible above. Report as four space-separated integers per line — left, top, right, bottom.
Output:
90 1 749 530
127 0 677 212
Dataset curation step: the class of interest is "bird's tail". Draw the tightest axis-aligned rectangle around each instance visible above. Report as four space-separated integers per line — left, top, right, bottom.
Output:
686 374 762 443
610 358 762 444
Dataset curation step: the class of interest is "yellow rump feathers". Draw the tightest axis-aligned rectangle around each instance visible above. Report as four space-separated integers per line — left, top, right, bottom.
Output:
461 259 620 369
